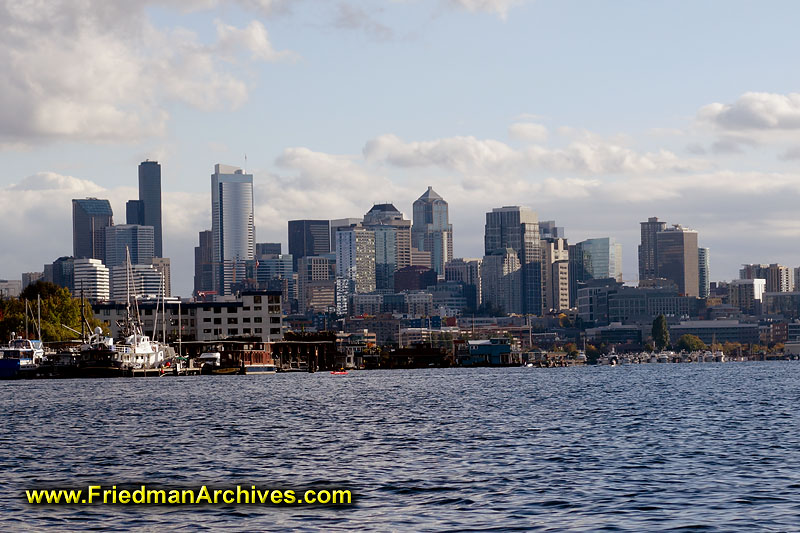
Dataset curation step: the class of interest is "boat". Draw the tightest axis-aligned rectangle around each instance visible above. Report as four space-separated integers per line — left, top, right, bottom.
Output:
76 327 127 378
0 336 45 379
198 352 245 375
330 371 348 375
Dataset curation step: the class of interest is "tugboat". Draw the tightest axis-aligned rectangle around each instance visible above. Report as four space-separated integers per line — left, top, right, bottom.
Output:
76 327 128 378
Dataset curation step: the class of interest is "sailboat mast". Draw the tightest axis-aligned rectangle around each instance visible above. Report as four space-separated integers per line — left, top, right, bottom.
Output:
37 295 41 340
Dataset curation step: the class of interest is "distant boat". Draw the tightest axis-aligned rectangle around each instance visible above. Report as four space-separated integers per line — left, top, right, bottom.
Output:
330 371 348 375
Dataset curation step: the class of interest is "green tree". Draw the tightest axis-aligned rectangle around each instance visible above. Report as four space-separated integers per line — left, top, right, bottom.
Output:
564 342 579 357
585 343 600 365
652 314 670 350
676 334 707 352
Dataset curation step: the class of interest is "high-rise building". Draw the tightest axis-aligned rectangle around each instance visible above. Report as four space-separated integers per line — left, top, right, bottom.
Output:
656 225 699 297
412 186 453 278
639 216 667 282
335 227 376 314
330 218 362 246
288 220 331 271
481 248 522 314
126 200 144 225
363 204 412 293
698 248 710 299
571 238 623 283
194 230 214 296
484 206 542 315
445 258 482 311
543 238 570 312
740 263 791 293
73 258 109 301
72 198 113 260
256 243 282 257
539 221 565 240
45 256 75 292
138 160 163 257
110 263 165 302
297 256 336 314
104 225 155 268
21 272 43 290
728 278 765 315
0 280 22 298
211 164 255 296
152 257 171 297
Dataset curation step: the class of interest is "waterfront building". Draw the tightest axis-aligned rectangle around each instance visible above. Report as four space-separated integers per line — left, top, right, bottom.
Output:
698 247 710 299
728 278 766 315
740 263 792 293
104 224 154 268
72 198 113 261
669 320 759 345
211 164 255 296
288 220 331 271
445 258 482 312
138 160 163 257
484 206 542 315
73 258 109 301
638 216 666 282
411 186 453 278
656 224 699 297
194 230 214 296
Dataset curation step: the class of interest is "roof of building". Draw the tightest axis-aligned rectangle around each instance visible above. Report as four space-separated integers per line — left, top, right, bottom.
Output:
367 203 400 213
415 186 443 202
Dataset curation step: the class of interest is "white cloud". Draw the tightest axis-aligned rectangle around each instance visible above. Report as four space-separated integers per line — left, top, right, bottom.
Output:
0 0 294 145
508 122 548 143
698 92 800 131
447 0 526 18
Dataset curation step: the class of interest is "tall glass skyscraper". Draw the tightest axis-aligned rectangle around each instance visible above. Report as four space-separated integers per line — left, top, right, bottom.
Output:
412 187 453 278
211 164 255 296
138 160 163 257
288 220 330 271
104 224 155 268
72 198 113 260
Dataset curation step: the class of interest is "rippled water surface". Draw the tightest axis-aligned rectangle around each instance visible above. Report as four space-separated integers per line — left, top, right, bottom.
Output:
3 362 800 531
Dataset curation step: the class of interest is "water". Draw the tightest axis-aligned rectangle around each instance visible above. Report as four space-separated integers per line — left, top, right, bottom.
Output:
3 362 800 531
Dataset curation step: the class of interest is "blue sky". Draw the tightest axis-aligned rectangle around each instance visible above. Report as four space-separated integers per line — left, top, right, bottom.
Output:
3 0 800 296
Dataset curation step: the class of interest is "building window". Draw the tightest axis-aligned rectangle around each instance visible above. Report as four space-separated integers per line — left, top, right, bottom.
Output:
243 317 251 323
268 295 280 304
243 328 251 334
253 295 262 304
243 306 250 311
203 317 211 323
203 328 211 334
254 317 262 323
270 317 280 324
228 329 238 335
270 328 280 335
214 307 222 314
254 306 262 311
213 318 221 325
227 317 238 324
255 328 262 333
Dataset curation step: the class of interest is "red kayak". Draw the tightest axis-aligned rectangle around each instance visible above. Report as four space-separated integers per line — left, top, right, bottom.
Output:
330 371 348 375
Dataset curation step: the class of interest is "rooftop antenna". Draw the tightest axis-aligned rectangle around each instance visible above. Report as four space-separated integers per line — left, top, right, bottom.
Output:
244 153 248 174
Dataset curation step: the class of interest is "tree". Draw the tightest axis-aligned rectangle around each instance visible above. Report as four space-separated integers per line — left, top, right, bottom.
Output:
585 343 600 365
652 314 670 350
676 334 707 352
564 342 579 357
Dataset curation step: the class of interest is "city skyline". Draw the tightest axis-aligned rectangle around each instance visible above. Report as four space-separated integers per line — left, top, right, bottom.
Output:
5 2 800 295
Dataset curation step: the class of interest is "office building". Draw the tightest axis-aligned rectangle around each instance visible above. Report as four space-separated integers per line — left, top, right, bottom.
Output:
698 247 710 299
297 256 336 314
288 220 331 271
194 230 214 296
0 280 22 298
152 257 171 297
110 263 165 302
481 248 523 315
740 263 792 293
330 218 362 246
411 186 453 277
656 225 699 297
728 278 766 315
126 200 144 225
73 258 110 301
543 238 570 312
72 198 113 260
138 160 163 257
363 203 412 269
256 243 282 257
639 216 666 282
211 164 255 296
335 227 376 314
484 206 542 315
104 224 155 268
445 258 482 311
44 256 75 293
22 272 43 290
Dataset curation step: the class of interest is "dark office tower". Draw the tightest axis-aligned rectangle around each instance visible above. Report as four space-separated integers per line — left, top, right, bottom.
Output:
72 198 113 260
656 225 699 297
105 225 155 268
139 160 163 257
256 243 282 257
288 220 331 271
194 230 214 296
126 200 144 225
639 216 667 282
484 206 543 315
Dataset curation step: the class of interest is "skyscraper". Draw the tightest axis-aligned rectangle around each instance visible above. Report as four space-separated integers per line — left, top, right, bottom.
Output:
445 258 482 312
740 263 792 293
481 249 522 315
698 248 710 299
656 225 699 297
571 238 623 283
194 230 214 296
72 198 113 261
335 227 376 314
484 206 542 315
211 164 255 296
412 186 453 278
288 220 331 271
138 160 163 257
639 216 667 282
126 200 144 225
363 203 412 293
104 224 155 268
73 259 109 301
543 238 570 312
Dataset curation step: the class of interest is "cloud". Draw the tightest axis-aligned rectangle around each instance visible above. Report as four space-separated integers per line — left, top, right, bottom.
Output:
0 0 294 145
334 3 394 41
447 0 526 18
698 92 800 131
508 122 548 143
